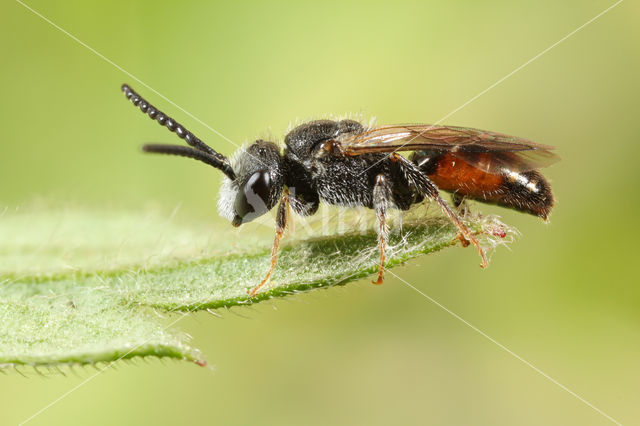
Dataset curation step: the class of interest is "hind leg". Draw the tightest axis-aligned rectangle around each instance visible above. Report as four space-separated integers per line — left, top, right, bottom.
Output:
452 192 469 215
392 154 488 268
451 193 471 247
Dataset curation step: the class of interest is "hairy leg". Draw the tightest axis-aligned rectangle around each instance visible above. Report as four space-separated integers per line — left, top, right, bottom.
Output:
373 174 392 284
452 192 469 214
249 190 289 297
393 154 488 268
451 193 471 247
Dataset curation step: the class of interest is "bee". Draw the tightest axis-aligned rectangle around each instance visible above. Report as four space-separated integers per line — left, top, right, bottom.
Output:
121 84 559 297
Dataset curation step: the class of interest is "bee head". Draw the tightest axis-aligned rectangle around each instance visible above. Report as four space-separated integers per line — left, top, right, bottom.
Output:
218 140 284 227
122 84 284 226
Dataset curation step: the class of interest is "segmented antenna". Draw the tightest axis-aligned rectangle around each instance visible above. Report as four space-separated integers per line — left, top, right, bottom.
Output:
142 144 232 170
121 84 236 180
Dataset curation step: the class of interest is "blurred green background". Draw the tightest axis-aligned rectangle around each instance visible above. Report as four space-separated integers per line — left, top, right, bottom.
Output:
1 0 639 425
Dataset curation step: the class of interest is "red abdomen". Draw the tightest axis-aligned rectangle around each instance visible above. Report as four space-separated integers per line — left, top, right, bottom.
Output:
427 153 504 196
412 152 554 219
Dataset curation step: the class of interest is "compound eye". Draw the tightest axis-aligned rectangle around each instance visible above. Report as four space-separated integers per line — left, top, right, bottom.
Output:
233 170 272 226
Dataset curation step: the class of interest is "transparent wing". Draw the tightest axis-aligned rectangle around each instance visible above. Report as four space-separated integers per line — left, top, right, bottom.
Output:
339 124 560 173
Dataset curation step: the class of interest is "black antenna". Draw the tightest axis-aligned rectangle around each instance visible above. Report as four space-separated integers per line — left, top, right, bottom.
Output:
142 144 234 171
121 84 236 180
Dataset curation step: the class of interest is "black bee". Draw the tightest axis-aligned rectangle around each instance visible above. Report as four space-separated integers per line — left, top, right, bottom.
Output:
121 84 559 296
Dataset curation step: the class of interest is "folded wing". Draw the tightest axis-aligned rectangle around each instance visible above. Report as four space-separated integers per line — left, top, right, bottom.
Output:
339 124 560 173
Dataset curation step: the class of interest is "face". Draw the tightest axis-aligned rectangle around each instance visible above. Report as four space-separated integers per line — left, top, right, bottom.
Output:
218 140 284 226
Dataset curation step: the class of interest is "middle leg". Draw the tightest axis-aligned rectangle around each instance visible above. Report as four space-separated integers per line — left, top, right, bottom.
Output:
373 174 393 285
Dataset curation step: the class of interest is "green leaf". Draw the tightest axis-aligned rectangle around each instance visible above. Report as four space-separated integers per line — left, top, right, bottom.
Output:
0 281 202 367
0 207 513 368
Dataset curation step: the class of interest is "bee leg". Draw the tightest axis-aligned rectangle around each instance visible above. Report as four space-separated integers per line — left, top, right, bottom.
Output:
451 193 471 247
393 154 488 268
248 190 289 297
452 192 469 215
373 174 392 285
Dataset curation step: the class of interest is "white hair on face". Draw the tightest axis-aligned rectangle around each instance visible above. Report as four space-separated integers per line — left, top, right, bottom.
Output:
216 144 249 222
217 177 238 222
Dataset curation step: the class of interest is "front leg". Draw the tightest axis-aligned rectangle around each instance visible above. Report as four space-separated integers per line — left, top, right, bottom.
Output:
393 154 488 268
249 189 289 297
373 174 392 285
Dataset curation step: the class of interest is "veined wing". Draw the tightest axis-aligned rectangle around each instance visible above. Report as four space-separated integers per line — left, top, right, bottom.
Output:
339 124 560 173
